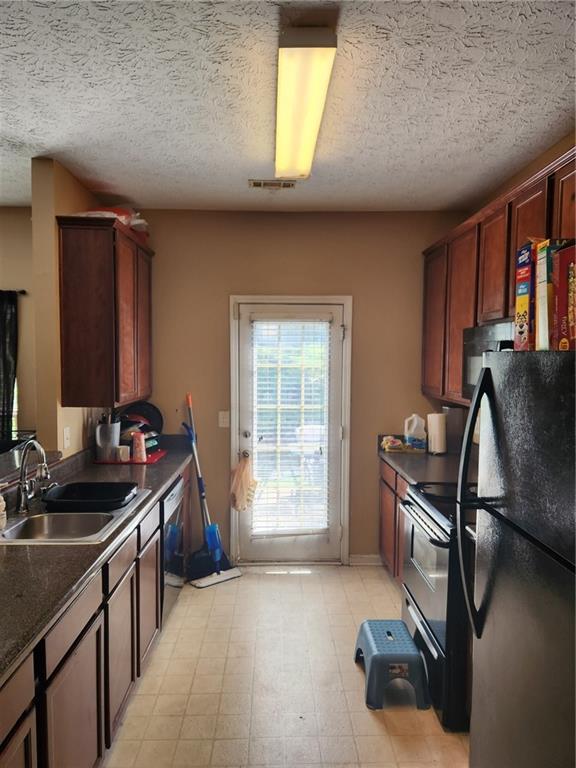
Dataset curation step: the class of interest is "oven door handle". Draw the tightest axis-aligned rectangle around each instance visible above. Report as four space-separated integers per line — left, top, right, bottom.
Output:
400 502 450 549
407 603 439 660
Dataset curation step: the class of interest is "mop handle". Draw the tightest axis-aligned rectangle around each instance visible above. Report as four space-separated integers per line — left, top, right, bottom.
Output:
186 393 197 440
184 394 212 527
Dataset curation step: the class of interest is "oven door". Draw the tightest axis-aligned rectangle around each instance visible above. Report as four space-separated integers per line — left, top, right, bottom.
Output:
402 584 446 713
400 500 450 650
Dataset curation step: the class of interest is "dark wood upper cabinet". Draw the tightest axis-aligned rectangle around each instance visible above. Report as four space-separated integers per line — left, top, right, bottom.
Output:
445 227 478 403
45 613 104 768
422 145 574 405
115 234 139 405
552 158 576 239
421 244 448 399
477 205 510 324
137 250 152 401
58 217 153 407
507 178 549 316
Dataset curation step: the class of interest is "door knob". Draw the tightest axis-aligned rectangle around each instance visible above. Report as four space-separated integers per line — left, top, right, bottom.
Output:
243 430 251 438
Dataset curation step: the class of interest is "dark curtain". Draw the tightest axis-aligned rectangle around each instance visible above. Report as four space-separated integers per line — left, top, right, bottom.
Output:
0 291 18 439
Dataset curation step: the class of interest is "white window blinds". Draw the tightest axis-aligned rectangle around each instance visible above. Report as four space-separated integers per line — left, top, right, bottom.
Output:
250 319 331 536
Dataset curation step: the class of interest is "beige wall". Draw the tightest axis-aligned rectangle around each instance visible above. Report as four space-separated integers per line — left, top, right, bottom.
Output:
475 131 575 208
144 210 463 556
0 207 37 430
31 158 101 456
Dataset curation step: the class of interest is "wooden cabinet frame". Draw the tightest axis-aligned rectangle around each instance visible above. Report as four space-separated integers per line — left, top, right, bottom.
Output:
58 217 153 407
105 564 137 748
421 145 574 403
444 227 479 403
137 529 161 675
552 158 576 239
45 613 104 768
477 205 510 324
0 710 37 768
421 245 448 399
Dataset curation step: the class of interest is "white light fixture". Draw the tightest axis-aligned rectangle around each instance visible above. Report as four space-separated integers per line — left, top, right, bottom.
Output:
275 27 337 180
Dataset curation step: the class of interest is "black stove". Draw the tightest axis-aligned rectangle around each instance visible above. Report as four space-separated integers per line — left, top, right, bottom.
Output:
407 481 477 530
400 479 474 731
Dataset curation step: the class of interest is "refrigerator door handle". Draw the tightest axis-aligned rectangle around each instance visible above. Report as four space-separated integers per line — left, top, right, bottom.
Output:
456 366 492 639
457 507 482 638
457 365 491 505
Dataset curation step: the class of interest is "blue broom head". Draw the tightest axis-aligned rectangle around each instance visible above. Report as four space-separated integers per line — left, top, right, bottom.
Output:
205 523 223 573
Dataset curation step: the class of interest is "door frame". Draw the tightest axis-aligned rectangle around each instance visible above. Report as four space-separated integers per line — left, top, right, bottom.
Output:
230 295 353 565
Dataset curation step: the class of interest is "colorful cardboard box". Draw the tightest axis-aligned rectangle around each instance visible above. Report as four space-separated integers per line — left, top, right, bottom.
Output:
514 242 537 351
552 244 576 350
535 240 573 350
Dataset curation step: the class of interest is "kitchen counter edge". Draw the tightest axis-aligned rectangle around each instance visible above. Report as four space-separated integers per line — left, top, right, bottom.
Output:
0 450 192 689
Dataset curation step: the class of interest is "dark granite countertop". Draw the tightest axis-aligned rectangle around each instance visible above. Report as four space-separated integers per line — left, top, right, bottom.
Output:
378 450 462 485
0 445 192 687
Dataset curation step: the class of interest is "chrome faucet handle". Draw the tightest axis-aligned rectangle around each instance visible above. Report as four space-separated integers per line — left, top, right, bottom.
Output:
36 462 51 483
17 438 50 514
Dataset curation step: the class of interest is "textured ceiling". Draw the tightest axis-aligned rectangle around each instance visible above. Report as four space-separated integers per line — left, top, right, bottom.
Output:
0 1 574 211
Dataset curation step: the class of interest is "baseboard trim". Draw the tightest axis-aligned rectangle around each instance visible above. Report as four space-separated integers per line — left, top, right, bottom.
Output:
349 554 382 566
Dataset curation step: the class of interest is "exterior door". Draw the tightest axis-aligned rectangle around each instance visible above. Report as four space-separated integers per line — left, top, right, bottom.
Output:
236 302 345 562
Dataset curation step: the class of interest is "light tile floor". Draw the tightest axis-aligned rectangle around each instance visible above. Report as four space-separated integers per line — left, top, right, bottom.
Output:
104 565 469 768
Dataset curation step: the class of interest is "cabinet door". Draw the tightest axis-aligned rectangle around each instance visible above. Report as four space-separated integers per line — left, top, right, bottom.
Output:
421 245 448 398
552 159 576 240
379 480 396 574
46 614 104 768
115 234 139 405
59 225 116 407
137 529 161 674
445 227 479 403
105 564 137 747
477 206 509 324
508 179 548 316
137 250 152 400
0 711 37 768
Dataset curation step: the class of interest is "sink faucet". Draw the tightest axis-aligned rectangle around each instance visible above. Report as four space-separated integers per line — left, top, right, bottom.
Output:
17 439 51 514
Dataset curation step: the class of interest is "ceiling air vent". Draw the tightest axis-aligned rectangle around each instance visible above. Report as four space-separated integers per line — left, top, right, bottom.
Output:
249 179 296 190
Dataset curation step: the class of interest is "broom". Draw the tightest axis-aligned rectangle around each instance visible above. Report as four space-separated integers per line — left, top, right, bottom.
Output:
182 393 241 588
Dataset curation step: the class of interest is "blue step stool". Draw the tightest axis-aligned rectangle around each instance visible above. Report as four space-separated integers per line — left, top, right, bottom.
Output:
354 619 430 710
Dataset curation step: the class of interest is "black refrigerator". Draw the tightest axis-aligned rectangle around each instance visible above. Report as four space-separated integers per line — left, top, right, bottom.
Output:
457 351 575 768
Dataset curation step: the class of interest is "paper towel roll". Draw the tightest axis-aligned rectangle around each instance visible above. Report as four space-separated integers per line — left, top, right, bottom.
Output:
427 413 447 454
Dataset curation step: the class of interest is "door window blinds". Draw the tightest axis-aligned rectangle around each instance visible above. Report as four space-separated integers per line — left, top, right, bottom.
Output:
250 320 331 536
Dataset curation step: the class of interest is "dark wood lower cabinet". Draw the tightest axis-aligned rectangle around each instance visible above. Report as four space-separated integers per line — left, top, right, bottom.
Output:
379 479 396 574
105 564 137 747
0 711 37 768
45 613 104 768
137 529 161 674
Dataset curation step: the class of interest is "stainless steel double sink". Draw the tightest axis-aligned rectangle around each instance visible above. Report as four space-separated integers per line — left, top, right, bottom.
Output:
1 483 149 545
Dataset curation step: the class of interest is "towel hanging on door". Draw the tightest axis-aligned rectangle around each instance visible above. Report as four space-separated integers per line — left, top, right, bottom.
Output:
230 453 257 512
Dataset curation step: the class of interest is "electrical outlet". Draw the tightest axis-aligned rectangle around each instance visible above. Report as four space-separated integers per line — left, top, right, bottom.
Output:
63 426 71 450
218 411 230 428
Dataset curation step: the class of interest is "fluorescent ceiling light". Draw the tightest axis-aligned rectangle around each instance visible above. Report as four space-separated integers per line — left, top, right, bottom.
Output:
275 28 337 180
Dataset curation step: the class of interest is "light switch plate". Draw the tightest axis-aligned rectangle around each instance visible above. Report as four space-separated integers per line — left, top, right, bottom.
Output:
218 411 230 428
63 426 71 449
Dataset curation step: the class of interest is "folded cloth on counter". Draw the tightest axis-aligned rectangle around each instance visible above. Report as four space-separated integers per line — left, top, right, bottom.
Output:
230 454 257 512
